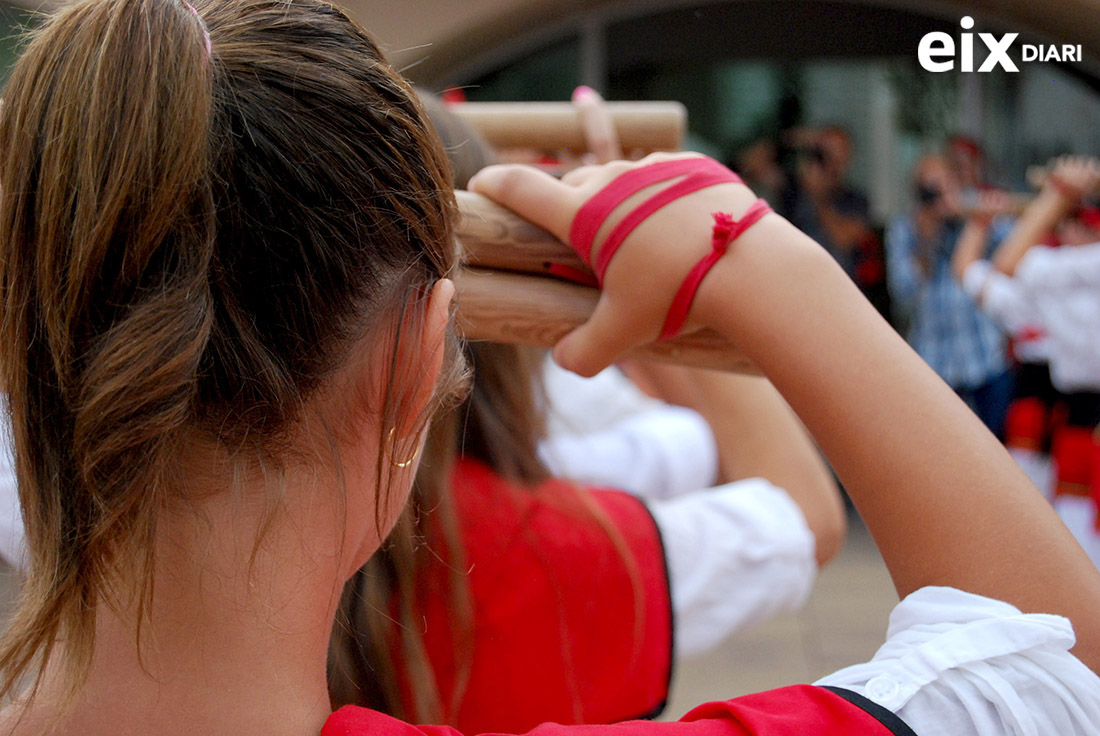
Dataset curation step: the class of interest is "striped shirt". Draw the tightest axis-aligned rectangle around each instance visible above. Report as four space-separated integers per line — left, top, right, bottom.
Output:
886 217 1007 389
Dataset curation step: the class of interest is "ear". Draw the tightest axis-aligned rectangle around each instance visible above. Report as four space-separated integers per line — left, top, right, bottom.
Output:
391 277 455 439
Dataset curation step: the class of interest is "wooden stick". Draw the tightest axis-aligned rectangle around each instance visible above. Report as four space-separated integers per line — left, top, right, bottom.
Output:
454 188 757 373
455 190 590 278
454 268 757 374
1025 164 1100 198
958 191 1036 216
449 101 686 153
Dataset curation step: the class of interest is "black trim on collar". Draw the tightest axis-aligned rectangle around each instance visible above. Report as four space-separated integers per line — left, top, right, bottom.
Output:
821 686 920 736
631 497 675 721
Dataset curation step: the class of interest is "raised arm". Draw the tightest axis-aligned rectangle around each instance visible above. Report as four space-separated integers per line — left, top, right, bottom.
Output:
469 153 1100 673
993 156 1100 276
950 190 1014 282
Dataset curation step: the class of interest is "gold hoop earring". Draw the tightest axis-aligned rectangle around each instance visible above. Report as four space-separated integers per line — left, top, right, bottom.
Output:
387 428 420 468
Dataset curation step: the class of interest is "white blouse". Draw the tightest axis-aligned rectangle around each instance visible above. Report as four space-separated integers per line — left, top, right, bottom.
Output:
538 359 719 500
817 586 1100 735
0 404 22 569
538 361 816 659
649 478 816 658
962 259 1050 364
1014 243 1100 392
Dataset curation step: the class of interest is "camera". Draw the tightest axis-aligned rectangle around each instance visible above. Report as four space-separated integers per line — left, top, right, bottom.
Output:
916 184 942 206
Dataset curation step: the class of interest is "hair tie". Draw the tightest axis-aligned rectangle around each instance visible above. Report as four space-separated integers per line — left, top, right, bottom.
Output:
182 1 213 59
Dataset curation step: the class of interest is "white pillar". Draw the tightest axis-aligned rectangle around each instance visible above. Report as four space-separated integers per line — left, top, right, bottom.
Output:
869 68 899 222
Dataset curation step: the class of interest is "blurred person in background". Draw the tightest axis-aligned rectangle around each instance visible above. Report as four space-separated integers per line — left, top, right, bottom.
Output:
948 134 992 193
952 188 1056 499
785 126 877 285
735 138 787 210
886 154 1013 437
954 156 1100 566
327 91 844 732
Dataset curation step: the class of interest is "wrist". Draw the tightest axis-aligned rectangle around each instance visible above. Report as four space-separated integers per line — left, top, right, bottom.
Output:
1047 173 1083 204
692 216 838 352
1033 185 1076 222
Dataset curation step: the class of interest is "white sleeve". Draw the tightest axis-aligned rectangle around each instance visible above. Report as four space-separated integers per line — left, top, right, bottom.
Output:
541 359 665 436
963 260 1037 332
647 479 816 658
961 259 993 302
816 586 1100 736
538 405 719 501
1017 243 1100 290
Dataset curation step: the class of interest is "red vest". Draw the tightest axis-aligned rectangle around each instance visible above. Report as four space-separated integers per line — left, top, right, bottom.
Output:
1005 396 1049 451
324 684 912 736
1054 425 1095 499
412 459 672 734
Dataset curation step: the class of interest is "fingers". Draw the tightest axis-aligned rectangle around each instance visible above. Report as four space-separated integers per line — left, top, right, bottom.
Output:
977 189 1013 215
470 153 704 265
561 163 604 186
1053 156 1100 192
572 86 623 164
468 164 578 243
1080 158 1100 192
552 295 644 378
478 152 729 379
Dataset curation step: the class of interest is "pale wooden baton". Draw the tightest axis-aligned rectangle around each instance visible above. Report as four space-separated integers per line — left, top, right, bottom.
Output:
955 164 1100 216
449 101 686 154
454 190 757 374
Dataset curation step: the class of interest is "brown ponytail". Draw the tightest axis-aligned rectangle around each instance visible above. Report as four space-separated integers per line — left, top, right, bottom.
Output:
0 0 459 707
0 0 216 702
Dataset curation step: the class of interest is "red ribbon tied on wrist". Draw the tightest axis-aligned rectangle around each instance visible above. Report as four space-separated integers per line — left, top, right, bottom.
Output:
562 157 772 340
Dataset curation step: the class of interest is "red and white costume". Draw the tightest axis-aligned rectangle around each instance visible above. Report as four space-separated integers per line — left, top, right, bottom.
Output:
412 459 673 733
328 585 1100 735
538 359 817 657
964 245 1100 565
962 259 1055 498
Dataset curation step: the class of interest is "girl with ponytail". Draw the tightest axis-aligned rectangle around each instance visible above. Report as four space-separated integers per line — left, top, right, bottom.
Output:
0 0 462 730
0 1 1099 735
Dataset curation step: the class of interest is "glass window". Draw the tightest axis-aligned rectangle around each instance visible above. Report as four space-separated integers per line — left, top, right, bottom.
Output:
461 36 580 103
455 1 1100 222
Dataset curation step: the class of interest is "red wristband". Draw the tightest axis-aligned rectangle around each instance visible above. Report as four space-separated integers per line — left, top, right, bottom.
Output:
565 157 771 342
658 201 772 341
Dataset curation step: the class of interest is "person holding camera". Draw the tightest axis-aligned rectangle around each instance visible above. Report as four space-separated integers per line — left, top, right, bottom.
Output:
786 127 876 284
886 154 1014 437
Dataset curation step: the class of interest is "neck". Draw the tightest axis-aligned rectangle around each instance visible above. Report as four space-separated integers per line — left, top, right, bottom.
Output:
7 471 354 736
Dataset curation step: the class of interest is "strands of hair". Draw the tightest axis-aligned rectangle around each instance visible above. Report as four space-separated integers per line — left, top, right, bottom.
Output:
0 0 462 714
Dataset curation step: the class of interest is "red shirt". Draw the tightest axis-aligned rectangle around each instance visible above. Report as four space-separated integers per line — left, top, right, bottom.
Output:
411 459 672 733
324 684 909 736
